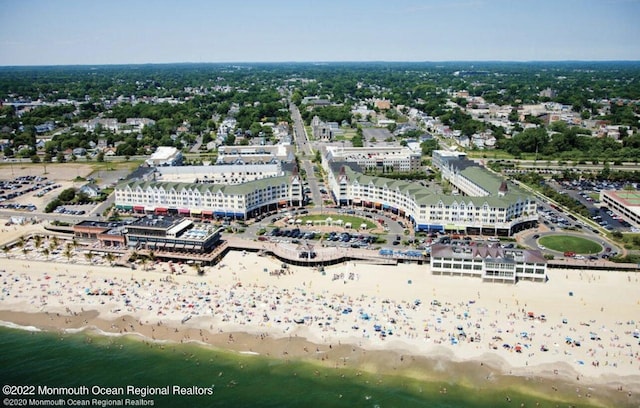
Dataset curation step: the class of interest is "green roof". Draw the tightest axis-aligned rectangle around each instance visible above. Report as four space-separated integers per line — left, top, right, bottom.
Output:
117 173 292 195
459 166 502 194
343 167 532 207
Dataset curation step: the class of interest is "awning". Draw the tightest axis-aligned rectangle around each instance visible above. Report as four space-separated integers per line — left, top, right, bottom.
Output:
214 211 224 216
145 206 155 212
178 208 190 214
190 210 202 215
133 205 145 211
445 224 457 230
278 200 287 205
202 210 213 216
120 205 133 210
175 243 185 250
234 212 244 218
225 211 235 217
165 243 175 249
353 198 361 204
155 208 168 213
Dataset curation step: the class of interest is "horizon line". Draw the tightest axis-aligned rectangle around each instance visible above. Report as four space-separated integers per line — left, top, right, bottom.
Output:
2 59 640 68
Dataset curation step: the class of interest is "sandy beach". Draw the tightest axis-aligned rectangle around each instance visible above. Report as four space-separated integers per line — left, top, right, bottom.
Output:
1 222 640 407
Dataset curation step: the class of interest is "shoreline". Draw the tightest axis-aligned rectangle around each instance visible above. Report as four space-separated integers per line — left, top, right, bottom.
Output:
0 310 633 408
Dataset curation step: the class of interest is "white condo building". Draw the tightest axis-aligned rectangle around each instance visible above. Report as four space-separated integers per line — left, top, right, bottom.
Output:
115 166 303 219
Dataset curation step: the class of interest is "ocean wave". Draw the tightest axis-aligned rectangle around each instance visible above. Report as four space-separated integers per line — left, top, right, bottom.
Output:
62 325 173 344
0 320 42 332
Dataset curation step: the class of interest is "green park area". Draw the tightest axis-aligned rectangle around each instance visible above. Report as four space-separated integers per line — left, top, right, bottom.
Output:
538 235 603 254
298 214 377 230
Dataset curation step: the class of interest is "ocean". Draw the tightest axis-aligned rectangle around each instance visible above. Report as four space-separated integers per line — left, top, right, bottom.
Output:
0 326 600 408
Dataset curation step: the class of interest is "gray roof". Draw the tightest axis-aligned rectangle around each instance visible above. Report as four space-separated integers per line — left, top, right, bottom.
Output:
430 243 547 264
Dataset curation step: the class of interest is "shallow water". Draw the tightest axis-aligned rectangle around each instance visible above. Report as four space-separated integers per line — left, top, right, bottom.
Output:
0 326 602 407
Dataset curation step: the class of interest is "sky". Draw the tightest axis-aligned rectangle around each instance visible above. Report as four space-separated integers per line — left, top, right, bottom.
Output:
1 0 639 65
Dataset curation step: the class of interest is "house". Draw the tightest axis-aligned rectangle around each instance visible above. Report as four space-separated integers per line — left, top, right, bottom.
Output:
35 122 55 133
80 183 101 198
374 99 391 110
73 147 87 156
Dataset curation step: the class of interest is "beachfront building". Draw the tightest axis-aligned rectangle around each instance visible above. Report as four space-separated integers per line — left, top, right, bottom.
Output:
114 166 303 219
125 216 222 254
429 243 547 283
324 162 537 236
599 190 640 227
324 145 422 173
73 220 126 247
215 144 295 165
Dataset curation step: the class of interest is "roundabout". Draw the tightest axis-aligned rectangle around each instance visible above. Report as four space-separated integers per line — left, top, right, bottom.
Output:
537 234 603 255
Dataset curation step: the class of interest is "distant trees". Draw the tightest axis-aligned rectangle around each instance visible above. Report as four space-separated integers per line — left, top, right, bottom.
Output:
420 139 439 156
301 105 351 125
1 62 639 164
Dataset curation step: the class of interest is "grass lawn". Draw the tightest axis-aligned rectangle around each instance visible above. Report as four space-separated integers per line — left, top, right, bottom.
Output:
538 235 603 254
298 214 377 230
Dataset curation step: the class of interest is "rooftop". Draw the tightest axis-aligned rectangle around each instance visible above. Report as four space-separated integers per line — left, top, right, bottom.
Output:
604 190 640 207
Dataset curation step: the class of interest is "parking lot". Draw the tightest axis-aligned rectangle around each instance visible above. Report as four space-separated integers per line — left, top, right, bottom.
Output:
554 179 633 231
0 164 94 213
0 175 63 212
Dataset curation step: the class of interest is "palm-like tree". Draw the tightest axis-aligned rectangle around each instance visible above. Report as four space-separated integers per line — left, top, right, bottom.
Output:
64 243 73 262
2 245 9 258
106 252 115 266
139 255 148 271
42 248 50 260
84 251 93 264
34 235 43 249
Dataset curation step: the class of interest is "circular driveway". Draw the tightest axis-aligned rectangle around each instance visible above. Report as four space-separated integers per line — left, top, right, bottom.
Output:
520 230 619 259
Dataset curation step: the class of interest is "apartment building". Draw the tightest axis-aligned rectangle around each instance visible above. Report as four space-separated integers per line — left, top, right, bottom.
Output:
324 145 422 173
114 168 303 219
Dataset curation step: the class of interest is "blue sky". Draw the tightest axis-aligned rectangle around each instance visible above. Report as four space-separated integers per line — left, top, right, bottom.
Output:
1 0 639 65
